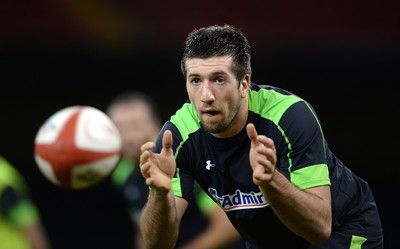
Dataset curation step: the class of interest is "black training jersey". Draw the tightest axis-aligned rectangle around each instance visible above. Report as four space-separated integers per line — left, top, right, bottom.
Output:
154 83 382 248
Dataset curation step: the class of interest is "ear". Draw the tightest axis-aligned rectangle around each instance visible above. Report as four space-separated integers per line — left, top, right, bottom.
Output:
240 74 251 98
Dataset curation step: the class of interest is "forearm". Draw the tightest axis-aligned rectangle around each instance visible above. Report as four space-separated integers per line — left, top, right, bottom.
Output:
177 230 238 249
25 223 52 249
261 170 331 244
177 214 241 249
140 189 179 249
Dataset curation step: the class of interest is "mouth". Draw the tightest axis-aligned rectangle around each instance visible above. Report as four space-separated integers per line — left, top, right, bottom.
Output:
201 109 219 117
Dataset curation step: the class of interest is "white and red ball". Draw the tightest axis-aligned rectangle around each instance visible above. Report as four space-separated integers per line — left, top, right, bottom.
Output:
34 105 122 190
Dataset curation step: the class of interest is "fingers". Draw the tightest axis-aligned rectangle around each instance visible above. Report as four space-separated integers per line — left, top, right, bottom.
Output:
141 141 155 153
246 123 277 186
247 123 275 152
140 141 155 175
257 136 276 153
246 123 258 143
139 130 175 189
139 150 153 177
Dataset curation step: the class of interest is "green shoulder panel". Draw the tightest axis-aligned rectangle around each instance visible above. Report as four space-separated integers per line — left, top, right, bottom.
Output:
170 103 201 198
248 88 301 176
170 102 201 142
248 87 302 123
248 88 329 188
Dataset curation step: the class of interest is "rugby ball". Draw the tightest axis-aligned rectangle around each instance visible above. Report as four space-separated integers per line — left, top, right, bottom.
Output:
34 105 122 189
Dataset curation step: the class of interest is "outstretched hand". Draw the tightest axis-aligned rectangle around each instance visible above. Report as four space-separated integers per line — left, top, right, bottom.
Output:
139 130 176 193
246 123 277 187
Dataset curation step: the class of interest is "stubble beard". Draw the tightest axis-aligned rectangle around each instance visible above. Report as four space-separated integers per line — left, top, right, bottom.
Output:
201 100 241 135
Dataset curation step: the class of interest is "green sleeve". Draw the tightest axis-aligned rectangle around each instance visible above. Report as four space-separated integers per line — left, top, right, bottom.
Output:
196 190 218 214
9 200 40 227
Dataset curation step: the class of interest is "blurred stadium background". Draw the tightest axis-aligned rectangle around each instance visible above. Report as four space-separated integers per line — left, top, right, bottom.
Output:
1 0 398 248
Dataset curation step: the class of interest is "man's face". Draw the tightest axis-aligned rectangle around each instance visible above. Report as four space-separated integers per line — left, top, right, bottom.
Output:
185 55 248 138
108 102 159 160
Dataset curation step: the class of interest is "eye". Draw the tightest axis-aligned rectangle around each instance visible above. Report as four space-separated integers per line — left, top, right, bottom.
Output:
215 77 225 85
189 77 201 85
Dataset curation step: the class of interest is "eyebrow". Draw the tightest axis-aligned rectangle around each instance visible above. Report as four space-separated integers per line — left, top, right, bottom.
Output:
188 70 229 78
212 70 228 75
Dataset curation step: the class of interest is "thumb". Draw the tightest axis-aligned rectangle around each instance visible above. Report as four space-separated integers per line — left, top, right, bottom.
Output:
161 130 173 155
246 123 259 144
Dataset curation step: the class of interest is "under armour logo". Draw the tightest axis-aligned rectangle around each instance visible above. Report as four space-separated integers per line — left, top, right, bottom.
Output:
205 160 216 170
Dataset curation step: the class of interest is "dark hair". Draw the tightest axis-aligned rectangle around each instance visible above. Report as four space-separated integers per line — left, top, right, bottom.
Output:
106 91 160 121
180 24 252 81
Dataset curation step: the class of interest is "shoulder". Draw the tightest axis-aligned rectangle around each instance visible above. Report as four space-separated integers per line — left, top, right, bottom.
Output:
171 101 200 129
248 84 323 148
0 157 28 192
165 101 201 143
154 105 200 154
248 83 310 123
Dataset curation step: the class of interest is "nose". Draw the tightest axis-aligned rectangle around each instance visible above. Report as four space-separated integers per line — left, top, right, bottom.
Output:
200 82 215 103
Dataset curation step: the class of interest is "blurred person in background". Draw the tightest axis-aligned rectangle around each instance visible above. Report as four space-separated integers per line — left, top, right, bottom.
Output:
0 154 52 249
106 91 245 249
